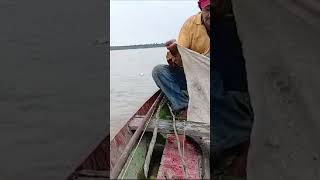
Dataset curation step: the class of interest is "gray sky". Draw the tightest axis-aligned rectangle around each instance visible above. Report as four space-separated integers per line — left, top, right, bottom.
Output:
110 0 199 46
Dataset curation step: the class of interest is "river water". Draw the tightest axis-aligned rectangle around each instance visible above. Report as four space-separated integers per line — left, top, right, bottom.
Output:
110 47 167 138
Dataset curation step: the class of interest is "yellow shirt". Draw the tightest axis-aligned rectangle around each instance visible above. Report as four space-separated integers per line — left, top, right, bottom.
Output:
167 12 210 60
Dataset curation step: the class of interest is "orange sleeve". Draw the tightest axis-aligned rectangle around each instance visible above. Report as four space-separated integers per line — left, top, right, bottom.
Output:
177 20 191 49
165 19 191 61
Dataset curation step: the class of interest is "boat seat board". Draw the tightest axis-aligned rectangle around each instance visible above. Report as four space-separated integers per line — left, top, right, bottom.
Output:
129 117 209 139
157 134 202 179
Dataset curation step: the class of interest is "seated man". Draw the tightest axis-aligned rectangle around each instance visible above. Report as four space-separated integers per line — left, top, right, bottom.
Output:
152 0 210 114
212 0 254 178
153 0 253 178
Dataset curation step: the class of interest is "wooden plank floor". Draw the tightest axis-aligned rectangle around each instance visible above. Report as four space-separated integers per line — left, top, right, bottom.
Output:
157 134 202 179
118 135 149 179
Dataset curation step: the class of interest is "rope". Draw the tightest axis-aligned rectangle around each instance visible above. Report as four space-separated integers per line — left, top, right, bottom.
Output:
168 105 189 179
183 119 186 158
119 97 166 179
144 98 166 177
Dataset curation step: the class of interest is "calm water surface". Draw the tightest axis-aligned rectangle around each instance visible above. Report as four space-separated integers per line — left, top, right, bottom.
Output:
110 47 167 138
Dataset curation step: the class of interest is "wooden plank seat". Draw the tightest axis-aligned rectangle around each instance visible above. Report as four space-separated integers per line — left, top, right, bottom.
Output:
129 117 210 139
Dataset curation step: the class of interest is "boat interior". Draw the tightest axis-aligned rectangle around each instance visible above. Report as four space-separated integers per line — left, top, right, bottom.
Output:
110 92 210 179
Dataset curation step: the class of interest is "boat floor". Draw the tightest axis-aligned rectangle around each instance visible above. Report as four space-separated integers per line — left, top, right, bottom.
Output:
157 134 202 179
117 102 210 179
129 103 209 141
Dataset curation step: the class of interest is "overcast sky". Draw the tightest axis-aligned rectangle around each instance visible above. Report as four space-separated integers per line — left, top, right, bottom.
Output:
110 0 199 46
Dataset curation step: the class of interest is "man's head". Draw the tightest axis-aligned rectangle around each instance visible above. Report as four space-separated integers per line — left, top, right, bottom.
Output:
198 0 210 32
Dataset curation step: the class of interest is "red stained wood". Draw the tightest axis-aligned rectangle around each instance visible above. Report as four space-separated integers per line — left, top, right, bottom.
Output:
110 127 132 169
110 91 161 170
110 92 164 179
157 134 201 179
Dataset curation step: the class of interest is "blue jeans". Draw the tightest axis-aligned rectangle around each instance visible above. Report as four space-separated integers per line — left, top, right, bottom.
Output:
152 64 188 112
152 64 253 159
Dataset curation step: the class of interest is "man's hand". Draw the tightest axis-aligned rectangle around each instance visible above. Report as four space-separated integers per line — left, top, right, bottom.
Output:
172 55 182 67
166 57 177 68
165 39 182 67
165 39 176 47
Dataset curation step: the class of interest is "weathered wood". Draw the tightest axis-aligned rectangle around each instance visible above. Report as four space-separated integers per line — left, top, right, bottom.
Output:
110 93 164 179
144 116 160 177
157 134 202 179
118 136 149 179
110 128 133 170
75 169 109 178
67 136 110 180
127 116 145 129
200 137 210 179
129 118 210 139
76 177 108 180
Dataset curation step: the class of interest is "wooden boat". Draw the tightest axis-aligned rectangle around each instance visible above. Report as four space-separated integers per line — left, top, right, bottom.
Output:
67 90 210 179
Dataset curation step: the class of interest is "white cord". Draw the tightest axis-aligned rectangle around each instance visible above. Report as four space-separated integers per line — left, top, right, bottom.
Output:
144 98 166 177
119 98 165 179
168 105 189 179
183 119 186 158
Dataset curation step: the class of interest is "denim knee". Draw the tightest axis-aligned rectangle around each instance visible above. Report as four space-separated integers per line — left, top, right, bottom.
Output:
152 64 169 81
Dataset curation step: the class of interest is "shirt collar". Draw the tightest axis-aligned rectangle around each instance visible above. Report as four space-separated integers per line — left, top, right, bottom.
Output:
195 12 203 25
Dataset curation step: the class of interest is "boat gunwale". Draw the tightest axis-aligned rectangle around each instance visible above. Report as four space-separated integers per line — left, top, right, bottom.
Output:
110 90 164 178
67 90 162 180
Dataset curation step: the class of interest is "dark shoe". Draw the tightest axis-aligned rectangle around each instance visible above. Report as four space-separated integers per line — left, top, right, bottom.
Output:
173 108 187 120
166 101 188 120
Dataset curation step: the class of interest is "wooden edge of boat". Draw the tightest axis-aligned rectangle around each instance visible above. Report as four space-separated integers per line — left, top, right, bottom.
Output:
110 90 164 178
66 135 110 180
66 90 161 180
110 90 210 179
67 89 210 179
110 90 162 167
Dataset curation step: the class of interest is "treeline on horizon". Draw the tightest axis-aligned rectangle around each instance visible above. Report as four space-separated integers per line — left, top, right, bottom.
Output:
110 43 165 50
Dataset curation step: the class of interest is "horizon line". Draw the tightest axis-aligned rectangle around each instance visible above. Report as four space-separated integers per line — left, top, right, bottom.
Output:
110 42 165 47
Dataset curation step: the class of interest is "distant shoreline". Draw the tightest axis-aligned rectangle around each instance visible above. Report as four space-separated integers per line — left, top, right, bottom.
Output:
110 43 165 50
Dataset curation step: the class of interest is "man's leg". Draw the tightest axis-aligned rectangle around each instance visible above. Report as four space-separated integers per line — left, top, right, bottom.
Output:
212 3 254 177
211 70 253 178
213 90 253 157
152 64 188 112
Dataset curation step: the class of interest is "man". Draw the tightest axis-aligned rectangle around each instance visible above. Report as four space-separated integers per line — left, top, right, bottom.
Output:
152 0 210 114
212 0 253 178
232 1 320 180
153 0 253 178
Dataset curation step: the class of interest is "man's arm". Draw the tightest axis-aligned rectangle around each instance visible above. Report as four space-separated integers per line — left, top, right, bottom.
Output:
165 39 178 68
177 20 192 49
165 20 192 50
165 21 192 67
